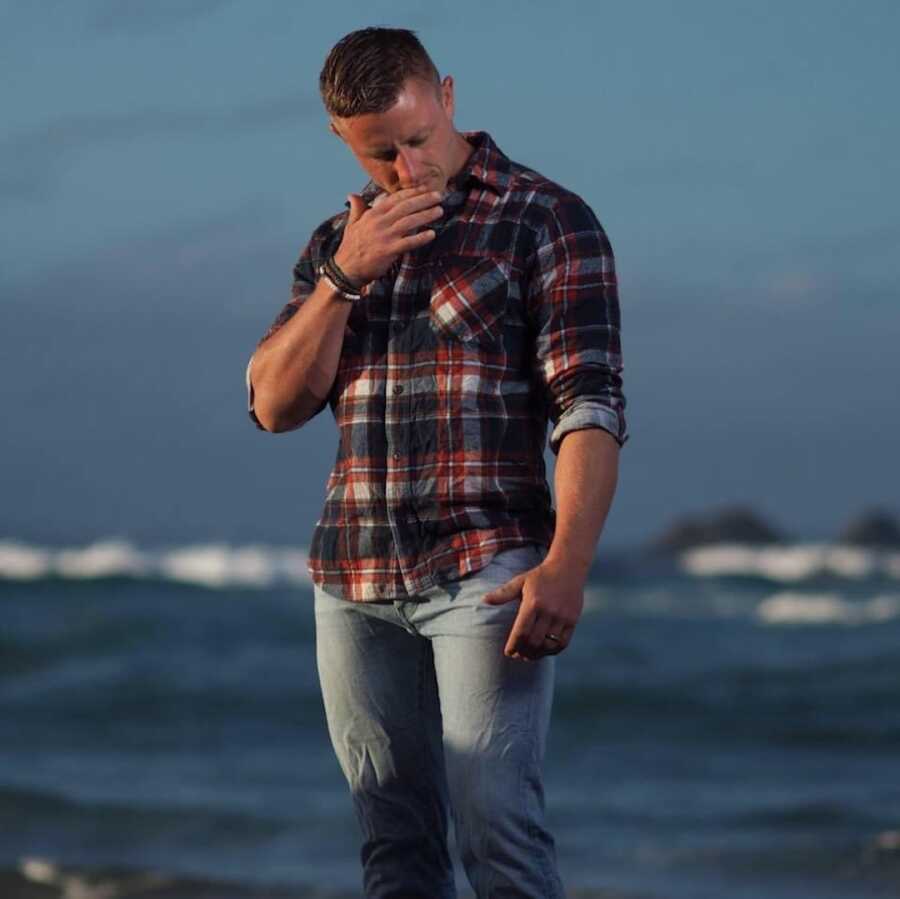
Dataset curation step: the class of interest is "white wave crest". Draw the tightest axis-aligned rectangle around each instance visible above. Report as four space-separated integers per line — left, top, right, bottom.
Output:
756 591 900 625
679 542 900 582
56 540 149 579
19 855 175 896
0 542 51 580
159 544 310 589
0 539 312 589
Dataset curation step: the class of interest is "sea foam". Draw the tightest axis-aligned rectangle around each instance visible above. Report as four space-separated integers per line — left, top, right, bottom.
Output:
0 539 311 589
756 591 900 625
679 542 899 582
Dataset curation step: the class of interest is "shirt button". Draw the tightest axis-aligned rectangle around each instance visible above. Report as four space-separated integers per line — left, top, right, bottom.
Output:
392 384 404 395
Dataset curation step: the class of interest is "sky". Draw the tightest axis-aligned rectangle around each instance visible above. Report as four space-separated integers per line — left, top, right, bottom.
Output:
1 0 898 550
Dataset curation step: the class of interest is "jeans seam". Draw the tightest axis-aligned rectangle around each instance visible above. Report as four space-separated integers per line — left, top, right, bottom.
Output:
417 638 454 897
521 662 558 897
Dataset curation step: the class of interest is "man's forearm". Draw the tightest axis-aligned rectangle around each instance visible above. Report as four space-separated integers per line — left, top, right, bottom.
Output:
249 277 352 432
543 427 620 582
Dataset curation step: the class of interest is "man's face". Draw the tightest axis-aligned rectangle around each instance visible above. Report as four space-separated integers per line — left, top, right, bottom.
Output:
330 75 466 194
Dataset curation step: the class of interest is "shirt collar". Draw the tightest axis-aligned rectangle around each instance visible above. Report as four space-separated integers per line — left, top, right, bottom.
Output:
448 130 511 196
348 130 511 209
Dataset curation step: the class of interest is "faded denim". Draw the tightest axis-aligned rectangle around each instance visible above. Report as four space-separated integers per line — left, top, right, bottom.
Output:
313 543 566 898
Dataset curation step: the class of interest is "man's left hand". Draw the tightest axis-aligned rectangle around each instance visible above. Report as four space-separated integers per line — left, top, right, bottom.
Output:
482 559 585 660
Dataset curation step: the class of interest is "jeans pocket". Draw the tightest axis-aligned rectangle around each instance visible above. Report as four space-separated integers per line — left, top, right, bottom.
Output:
488 544 544 578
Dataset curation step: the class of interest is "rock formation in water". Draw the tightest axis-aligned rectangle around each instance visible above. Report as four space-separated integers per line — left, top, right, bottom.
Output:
648 503 786 554
838 507 900 547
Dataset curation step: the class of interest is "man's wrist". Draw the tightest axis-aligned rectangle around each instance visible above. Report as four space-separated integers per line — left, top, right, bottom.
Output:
540 550 592 585
329 252 366 291
318 255 363 302
318 267 359 302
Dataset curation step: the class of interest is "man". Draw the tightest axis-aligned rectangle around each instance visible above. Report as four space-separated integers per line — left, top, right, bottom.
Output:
246 27 628 899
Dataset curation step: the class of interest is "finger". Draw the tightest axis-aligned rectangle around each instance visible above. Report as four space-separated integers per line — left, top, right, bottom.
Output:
540 623 574 656
504 602 537 658
387 184 434 200
519 640 562 661
394 203 444 236
345 194 369 225
372 185 430 219
512 611 560 659
383 189 444 224
515 615 573 660
482 575 525 604
392 228 437 253
523 614 555 655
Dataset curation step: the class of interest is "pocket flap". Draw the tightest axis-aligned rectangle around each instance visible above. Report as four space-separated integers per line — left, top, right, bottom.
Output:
430 255 509 346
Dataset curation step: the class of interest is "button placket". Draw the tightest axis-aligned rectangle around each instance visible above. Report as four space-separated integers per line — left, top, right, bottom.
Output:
387 365 407 464
388 315 405 464
384 272 417 595
388 380 408 463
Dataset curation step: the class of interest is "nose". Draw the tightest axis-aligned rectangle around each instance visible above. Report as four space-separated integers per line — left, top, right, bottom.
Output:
393 147 423 188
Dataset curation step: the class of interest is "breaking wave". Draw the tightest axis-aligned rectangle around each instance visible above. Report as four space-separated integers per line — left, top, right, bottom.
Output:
0 539 312 589
679 542 900 582
755 591 900 625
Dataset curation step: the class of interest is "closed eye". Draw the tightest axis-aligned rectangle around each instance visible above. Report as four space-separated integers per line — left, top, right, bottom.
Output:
369 134 429 161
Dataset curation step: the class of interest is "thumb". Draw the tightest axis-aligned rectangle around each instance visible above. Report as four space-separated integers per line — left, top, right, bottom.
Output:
482 575 525 604
346 193 368 225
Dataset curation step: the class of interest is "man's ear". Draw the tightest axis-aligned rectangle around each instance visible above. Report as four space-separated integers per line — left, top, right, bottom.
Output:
440 75 455 120
329 120 344 140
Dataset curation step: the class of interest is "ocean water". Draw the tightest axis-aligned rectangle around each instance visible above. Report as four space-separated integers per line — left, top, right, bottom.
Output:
2 539 900 898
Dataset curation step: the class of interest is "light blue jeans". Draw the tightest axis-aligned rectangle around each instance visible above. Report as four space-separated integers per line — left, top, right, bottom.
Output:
313 544 566 898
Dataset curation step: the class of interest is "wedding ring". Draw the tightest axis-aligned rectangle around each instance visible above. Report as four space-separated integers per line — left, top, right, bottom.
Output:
545 633 560 642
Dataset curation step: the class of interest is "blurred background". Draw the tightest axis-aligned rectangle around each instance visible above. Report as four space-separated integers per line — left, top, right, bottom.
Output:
2 2 898 897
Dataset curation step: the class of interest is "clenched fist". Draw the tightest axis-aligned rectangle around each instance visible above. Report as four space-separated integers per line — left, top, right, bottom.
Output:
332 185 443 287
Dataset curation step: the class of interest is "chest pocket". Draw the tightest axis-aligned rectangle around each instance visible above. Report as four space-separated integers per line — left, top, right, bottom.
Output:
429 255 510 347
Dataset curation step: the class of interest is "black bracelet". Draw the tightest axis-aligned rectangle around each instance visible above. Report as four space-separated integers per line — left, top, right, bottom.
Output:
325 254 363 292
317 262 361 302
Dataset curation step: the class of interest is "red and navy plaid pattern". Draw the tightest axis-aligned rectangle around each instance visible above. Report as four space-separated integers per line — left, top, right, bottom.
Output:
248 131 628 601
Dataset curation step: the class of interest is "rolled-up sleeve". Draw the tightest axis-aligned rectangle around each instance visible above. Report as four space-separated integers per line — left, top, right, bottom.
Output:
526 194 629 455
246 235 323 431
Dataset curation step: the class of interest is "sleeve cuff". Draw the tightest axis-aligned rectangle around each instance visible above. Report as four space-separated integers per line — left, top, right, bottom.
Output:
549 400 628 455
246 355 267 430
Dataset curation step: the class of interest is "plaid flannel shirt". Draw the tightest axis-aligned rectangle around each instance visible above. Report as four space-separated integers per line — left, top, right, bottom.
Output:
247 131 628 601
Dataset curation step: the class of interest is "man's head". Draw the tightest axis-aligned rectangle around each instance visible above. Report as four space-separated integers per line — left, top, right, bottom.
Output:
320 27 473 194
